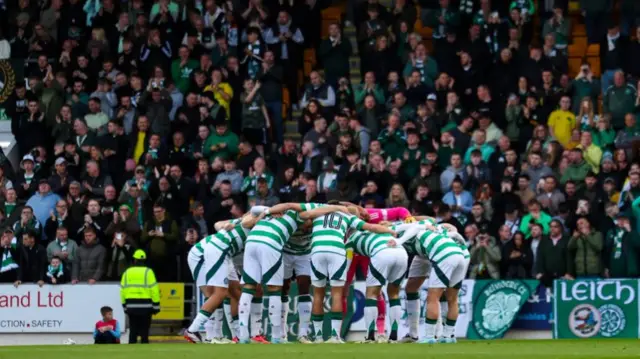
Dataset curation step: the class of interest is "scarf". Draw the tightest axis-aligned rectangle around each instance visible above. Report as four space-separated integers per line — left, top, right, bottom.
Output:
413 57 427 83
4 202 15 217
246 41 262 79
607 32 620 51
613 228 624 259
57 238 68 252
0 237 17 273
82 0 102 27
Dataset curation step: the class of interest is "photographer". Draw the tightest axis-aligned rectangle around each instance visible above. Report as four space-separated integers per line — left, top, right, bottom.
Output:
567 217 603 278
541 5 570 51
469 224 502 279
104 231 135 281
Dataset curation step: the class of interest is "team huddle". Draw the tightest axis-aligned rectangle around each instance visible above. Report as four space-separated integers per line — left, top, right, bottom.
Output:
183 202 470 345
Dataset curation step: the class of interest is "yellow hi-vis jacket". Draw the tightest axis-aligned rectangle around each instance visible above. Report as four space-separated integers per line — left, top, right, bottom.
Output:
120 266 161 314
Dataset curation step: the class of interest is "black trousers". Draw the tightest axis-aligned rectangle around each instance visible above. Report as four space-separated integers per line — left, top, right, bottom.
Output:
128 312 152 344
95 331 118 344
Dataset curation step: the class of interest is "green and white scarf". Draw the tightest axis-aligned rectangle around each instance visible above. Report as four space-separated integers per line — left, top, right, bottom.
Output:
1 237 17 273
613 229 624 259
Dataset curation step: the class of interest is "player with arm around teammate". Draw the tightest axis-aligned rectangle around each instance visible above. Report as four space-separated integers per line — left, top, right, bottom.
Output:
347 222 408 343
237 202 349 344
281 220 314 343
390 221 470 344
301 207 397 344
184 212 264 343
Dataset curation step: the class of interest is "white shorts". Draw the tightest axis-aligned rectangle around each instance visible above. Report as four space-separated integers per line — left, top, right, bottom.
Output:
201 245 233 287
187 248 206 287
310 251 347 288
242 242 283 286
367 248 408 287
427 255 469 289
407 255 432 279
283 253 311 279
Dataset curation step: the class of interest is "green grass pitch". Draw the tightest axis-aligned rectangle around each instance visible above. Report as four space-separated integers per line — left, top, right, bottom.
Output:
1 340 639 359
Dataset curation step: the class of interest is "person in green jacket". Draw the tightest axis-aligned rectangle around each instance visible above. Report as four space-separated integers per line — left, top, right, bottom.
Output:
240 157 274 197
590 116 616 151
571 64 600 113
463 129 495 164
560 148 591 191
171 46 199 94
568 217 603 278
202 120 239 161
542 5 570 50
604 213 640 278
402 43 438 89
519 200 552 238
603 71 636 130
354 72 385 110
377 113 407 160
426 0 460 39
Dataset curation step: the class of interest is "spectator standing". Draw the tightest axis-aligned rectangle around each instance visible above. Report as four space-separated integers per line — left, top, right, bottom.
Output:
604 213 640 278
140 203 179 281
12 206 43 243
503 231 533 279
104 231 135 281
0 230 18 283
520 200 552 238
568 217 603 278
535 219 571 286
46 227 78 268
15 230 47 287
469 224 501 279
72 227 106 284
603 71 636 130
318 23 352 87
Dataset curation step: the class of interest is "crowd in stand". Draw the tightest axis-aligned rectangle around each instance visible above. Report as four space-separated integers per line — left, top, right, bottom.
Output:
0 0 640 289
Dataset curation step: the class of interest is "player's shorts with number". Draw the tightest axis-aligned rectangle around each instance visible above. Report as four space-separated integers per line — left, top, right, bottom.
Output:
242 242 283 286
283 253 311 279
427 254 470 289
310 252 347 287
367 247 408 287
407 255 432 279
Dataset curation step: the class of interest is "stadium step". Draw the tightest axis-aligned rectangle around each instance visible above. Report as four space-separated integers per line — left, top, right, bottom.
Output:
344 20 361 86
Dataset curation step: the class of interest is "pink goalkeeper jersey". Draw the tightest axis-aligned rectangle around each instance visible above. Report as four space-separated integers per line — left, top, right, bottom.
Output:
365 207 411 224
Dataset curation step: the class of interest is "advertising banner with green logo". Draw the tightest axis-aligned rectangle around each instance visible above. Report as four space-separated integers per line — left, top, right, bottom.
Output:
465 280 539 339
553 279 640 339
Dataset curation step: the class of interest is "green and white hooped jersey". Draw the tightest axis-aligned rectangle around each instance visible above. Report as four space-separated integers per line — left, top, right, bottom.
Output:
409 229 468 264
246 202 324 252
311 211 366 256
283 229 312 255
194 219 248 257
246 209 303 252
347 230 394 258
436 225 470 259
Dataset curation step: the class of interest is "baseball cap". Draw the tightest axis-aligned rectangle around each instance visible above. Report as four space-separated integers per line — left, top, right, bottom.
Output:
21 154 35 164
427 93 437 101
55 157 67 166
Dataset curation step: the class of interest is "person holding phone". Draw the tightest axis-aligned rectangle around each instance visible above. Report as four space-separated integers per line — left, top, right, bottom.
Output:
105 231 134 280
